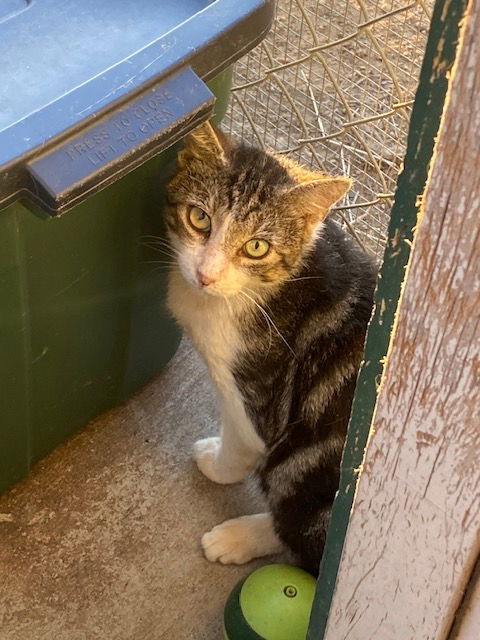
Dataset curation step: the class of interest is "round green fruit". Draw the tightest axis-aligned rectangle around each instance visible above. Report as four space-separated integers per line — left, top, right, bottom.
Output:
223 564 316 640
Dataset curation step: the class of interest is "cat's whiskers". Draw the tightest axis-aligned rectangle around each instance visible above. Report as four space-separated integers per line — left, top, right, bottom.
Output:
239 291 273 357
143 259 178 266
139 236 181 258
150 265 182 275
141 246 179 261
224 296 235 318
240 290 296 359
141 234 178 246
287 276 324 283
245 287 277 317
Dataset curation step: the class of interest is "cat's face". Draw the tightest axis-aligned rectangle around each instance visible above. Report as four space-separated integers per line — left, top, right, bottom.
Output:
165 122 350 298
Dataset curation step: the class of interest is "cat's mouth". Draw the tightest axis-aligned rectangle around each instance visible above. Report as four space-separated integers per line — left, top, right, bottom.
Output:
196 281 240 298
180 269 230 297
178 260 243 298
192 276 245 299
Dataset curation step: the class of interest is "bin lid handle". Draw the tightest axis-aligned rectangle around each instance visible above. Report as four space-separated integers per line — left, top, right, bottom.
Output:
26 67 215 216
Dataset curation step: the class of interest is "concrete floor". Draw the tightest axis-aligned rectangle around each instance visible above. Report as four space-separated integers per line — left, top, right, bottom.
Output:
0 340 275 640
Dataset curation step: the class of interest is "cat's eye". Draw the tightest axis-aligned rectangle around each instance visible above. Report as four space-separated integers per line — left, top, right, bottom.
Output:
188 206 211 232
243 238 270 259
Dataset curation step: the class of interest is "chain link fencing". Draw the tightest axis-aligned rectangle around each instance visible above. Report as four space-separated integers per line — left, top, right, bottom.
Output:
223 0 433 258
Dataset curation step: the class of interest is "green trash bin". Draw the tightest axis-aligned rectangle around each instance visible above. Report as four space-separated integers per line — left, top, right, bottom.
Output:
0 0 273 493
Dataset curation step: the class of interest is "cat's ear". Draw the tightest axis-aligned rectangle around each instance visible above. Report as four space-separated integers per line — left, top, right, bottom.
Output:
286 177 352 224
178 120 230 167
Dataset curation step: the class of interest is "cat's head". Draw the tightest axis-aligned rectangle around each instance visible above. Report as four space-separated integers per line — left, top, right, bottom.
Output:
165 121 351 297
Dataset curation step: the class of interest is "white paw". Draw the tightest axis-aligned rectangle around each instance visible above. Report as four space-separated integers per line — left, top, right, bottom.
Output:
201 514 284 565
201 519 260 565
193 437 249 484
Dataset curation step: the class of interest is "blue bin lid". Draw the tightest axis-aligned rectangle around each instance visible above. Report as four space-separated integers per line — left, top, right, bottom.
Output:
0 0 273 214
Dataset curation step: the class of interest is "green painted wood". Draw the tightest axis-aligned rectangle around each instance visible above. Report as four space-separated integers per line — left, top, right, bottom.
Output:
307 0 471 636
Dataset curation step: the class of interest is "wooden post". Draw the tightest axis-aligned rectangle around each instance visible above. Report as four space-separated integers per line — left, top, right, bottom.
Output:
308 1 470 635
322 1 480 638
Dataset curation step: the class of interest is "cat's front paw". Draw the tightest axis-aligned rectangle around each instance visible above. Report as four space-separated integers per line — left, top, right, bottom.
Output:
201 519 259 565
193 437 249 484
201 514 283 565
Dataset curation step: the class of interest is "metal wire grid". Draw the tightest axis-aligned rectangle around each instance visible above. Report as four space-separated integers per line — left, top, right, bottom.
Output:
223 0 433 258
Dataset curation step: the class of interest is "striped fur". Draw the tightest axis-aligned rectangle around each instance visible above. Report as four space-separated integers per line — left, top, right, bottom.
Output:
165 122 377 573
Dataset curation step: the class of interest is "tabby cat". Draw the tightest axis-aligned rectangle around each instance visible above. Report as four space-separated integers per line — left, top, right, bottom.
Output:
165 121 376 573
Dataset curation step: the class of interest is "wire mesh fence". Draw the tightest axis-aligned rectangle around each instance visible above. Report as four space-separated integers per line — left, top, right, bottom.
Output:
223 0 433 259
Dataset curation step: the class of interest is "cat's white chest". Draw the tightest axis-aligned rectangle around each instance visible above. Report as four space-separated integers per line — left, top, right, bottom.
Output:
167 272 239 381
167 272 265 454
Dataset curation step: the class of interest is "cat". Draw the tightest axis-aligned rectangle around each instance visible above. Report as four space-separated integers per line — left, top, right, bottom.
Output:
164 121 376 573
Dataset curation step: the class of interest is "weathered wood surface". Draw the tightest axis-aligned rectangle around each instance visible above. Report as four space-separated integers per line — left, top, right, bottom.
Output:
323 3 480 639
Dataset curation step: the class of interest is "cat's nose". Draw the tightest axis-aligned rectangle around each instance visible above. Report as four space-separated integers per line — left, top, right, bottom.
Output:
197 269 216 287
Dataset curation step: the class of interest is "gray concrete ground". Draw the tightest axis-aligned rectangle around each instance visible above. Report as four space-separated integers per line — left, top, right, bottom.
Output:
0 339 274 640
